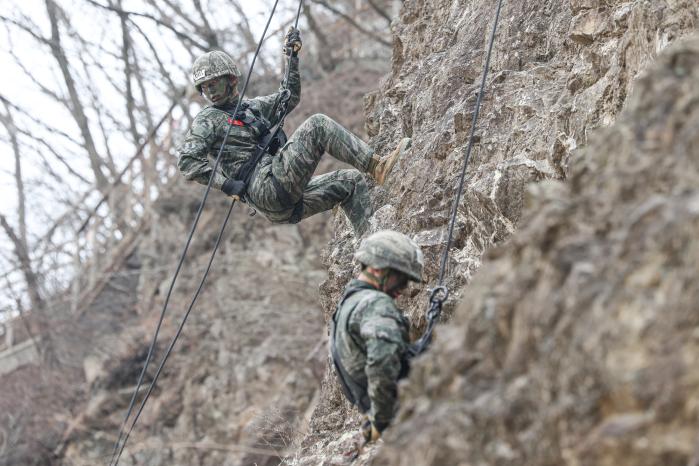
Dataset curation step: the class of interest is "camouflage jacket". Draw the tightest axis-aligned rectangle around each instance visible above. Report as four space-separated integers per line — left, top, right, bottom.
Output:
176 56 301 190
330 279 410 432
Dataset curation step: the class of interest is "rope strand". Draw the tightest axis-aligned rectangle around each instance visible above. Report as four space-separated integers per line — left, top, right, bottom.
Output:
107 1 288 463
412 0 504 356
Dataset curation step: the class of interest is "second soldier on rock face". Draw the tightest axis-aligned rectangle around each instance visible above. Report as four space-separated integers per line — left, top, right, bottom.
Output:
177 28 409 236
330 230 423 442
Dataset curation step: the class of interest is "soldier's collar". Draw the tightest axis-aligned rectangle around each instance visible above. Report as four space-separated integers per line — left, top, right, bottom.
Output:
213 95 241 111
350 278 380 291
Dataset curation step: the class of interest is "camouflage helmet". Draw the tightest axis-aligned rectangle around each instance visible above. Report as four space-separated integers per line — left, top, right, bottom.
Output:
355 230 424 282
191 51 241 90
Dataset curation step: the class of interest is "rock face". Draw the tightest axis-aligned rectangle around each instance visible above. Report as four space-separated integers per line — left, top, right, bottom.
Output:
291 0 698 464
377 35 699 466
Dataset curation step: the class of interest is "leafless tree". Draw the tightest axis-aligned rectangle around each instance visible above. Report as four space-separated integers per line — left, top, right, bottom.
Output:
0 0 399 463
0 102 58 366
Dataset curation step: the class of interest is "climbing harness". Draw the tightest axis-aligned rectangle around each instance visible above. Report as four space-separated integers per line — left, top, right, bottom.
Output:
329 287 373 413
217 101 287 156
216 3 306 220
213 100 288 202
330 282 411 411
107 1 305 464
409 0 505 358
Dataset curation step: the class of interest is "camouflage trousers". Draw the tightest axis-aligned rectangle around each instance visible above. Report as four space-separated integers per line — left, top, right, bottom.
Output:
248 114 374 234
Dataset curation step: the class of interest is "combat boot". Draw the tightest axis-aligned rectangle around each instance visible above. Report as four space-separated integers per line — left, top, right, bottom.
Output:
370 138 411 185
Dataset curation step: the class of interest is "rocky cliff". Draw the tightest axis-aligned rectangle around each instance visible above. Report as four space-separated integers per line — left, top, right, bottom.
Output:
290 1 698 464
376 35 699 466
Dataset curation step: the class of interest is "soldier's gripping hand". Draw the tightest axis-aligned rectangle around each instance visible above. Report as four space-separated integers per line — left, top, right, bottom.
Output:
284 26 302 57
221 178 246 200
360 418 381 444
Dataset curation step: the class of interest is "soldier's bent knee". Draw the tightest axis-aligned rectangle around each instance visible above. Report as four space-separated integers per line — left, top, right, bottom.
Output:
336 170 367 194
303 113 331 130
337 168 363 182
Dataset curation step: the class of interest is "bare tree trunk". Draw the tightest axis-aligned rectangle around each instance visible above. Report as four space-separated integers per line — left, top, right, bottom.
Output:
44 0 110 192
0 111 58 364
0 216 56 366
0 221 39 309
117 0 141 146
1 102 28 244
0 104 41 317
304 3 337 72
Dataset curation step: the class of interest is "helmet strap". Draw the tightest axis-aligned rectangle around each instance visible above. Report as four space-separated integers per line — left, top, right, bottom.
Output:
361 268 391 292
222 77 240 105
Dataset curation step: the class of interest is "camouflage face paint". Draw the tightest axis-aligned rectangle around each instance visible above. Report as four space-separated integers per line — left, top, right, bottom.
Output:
201 77 230 105
384 271 409 298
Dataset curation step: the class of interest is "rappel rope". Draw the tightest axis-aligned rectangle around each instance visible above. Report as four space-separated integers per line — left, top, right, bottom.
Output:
107 1 304 463
410 0 505 357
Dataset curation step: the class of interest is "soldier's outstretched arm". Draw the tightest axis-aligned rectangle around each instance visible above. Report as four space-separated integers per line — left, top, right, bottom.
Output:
360 312 407 432
284 55 301 112
255 55 301 124
177 114 227 189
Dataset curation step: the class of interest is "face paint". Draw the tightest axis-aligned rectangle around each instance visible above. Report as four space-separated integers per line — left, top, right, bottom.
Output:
383 271 410 298
201 77 229 104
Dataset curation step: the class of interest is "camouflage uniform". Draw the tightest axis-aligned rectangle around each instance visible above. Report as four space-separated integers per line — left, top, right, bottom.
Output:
331 279 410 432
177 56 375 234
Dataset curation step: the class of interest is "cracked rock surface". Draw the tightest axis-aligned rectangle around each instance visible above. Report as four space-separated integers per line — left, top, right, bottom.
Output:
376 35 699 466
290 1 699 465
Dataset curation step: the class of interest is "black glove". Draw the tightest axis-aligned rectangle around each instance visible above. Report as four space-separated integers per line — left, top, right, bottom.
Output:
221 178 246 198
360 419 381 444
284 27 302 57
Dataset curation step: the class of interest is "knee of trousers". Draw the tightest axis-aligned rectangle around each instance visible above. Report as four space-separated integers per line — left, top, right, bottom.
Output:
335 169 367 193
301 113 332 135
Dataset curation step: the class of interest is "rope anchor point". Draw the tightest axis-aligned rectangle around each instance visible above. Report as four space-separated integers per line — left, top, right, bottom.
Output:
429 286 449 306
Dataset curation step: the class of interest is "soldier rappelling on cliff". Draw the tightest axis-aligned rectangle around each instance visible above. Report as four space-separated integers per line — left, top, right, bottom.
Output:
177 27 411 236
330 230 424 447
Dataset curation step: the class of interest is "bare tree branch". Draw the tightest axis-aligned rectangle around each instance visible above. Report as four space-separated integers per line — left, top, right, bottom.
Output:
0 14 51 45
84 0 211 51
309 0 391 47
7 45 67 105
367 0 393 24
0 215 45 325
116 0 142 146
0 95 83 147
129 20 178 91
229 0 273 76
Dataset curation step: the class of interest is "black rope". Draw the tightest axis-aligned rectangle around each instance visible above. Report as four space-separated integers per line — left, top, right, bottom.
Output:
111 201 235 465
235 0 305 193
412 0 504 357
107 1 286 464
275 0 305 131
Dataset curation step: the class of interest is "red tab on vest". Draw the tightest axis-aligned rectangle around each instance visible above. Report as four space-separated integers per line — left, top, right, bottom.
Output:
227 117 244 126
